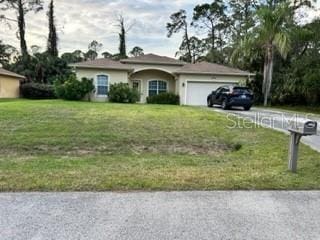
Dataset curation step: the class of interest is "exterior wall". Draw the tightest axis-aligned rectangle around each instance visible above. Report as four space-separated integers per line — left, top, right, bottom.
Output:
0 76 20 98
76 68 129 101
130 70 176 103
178 74 248 105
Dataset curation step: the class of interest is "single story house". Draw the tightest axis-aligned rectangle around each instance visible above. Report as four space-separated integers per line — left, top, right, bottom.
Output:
0 68 25 98
71 54 253 106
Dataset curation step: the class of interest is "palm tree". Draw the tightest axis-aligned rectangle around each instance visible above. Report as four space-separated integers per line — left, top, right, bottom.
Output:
232 3 292 106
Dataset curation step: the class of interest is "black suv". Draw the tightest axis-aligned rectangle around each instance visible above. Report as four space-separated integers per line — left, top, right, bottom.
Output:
207 85 254 110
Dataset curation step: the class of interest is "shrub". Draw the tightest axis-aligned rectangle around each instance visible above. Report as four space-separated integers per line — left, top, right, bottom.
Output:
146 93 180 105
108 83 140 103
54 75 94 101
20 82 56 99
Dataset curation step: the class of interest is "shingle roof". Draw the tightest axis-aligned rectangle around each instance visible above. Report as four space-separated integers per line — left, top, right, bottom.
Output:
0 68 25 79
175 62 253 76
120 54 185 65
70 58 134 71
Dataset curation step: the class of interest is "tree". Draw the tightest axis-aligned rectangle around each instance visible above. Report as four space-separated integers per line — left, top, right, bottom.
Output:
0 40 16 67
176 36 205 63
61 50 85 63
167 10 192 63
85 50 98 61
88 40 102 53
0 0 43 58
85 40 102 61
192 1 229 58
47 0 58 57
119 16 126 59
102 51 113 59
129 46 144 57
116 15 134 59
232 3 292 106
229 0 257 41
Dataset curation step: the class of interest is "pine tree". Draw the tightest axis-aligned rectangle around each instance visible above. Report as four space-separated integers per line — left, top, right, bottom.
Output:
0 0 43 58
47 0 58 57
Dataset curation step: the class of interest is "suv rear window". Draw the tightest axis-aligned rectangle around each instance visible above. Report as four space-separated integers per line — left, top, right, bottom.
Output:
233 87 251 94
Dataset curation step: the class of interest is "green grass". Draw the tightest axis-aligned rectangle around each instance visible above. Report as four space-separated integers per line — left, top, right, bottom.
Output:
0 100 319 191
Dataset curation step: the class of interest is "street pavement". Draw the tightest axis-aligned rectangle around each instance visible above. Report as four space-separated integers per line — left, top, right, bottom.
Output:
1 191 320 240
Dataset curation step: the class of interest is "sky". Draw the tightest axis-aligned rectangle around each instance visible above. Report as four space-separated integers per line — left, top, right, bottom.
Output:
0 0 319 58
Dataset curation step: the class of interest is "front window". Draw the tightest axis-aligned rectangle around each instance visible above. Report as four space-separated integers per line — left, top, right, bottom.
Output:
148 80 167 96
96 75 108 96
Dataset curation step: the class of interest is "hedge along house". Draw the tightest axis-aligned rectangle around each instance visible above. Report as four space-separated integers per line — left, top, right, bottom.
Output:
71 54 254 106
0 68 25 98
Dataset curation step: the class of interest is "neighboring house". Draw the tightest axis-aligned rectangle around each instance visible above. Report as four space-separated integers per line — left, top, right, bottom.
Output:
71 54 253 106
0 68 24 98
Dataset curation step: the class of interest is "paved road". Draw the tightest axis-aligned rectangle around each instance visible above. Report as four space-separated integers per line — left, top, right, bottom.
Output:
210 106 320 152
1 191 320 240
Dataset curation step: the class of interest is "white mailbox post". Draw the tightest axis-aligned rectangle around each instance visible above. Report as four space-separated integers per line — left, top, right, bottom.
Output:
288 121 318 173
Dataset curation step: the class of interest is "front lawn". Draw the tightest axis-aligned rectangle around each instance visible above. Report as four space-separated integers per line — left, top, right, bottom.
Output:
0 100 319 191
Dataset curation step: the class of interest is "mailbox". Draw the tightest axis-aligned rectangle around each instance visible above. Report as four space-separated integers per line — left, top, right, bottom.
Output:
289 121 318 136
287 120 318 173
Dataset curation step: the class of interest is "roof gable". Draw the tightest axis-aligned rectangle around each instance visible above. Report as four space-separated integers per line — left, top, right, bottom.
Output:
0 68 25 79
120 54 185 66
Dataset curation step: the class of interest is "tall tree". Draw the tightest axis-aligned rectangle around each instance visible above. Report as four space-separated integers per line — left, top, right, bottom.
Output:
232 3 293 106
116 15 134 59
167 9 192 63
85 40 102 61
47 0 58 57
192 1 229 58
129 46 144 57
229 0 257 41
119 16 126 59
0 0 43 58
176 36 205 63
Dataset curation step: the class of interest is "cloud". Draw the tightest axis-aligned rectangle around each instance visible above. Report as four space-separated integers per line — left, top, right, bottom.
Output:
0 0 319 57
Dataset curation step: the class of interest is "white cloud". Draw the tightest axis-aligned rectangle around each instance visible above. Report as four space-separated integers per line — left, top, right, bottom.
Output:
0 0 319 57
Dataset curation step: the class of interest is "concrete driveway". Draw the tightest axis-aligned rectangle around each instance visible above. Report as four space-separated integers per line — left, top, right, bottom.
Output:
209 106 320 152
1 191 320 240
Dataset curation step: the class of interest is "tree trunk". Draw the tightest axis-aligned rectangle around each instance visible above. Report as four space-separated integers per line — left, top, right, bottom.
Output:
17 0 28 58
210 20 215 53
184 23 192 63
263 45 274 106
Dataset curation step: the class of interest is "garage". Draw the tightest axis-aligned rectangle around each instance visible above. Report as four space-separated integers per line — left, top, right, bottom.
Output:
186 82 224 106
0 68 24 98
175 62 253 106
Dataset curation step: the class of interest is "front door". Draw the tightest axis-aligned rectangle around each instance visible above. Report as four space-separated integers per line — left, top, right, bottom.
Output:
132 80 141 101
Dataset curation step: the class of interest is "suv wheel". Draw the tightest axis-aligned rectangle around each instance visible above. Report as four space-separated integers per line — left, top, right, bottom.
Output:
207 99 213 108
244 106 251 111
222 99 229 110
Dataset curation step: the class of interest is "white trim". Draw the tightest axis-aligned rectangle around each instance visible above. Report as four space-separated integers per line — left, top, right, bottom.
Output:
130 68 177 78
95 73 110 97
147 79 169 97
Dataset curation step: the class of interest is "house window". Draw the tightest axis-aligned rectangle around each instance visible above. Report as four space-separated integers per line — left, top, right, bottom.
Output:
148 80 167 96
96 75 108 96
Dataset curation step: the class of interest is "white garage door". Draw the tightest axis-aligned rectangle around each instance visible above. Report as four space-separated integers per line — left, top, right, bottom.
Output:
186 82 224 106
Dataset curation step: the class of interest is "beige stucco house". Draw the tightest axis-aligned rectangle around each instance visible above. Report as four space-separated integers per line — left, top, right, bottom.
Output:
0 68 24 98
71 54 253 106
